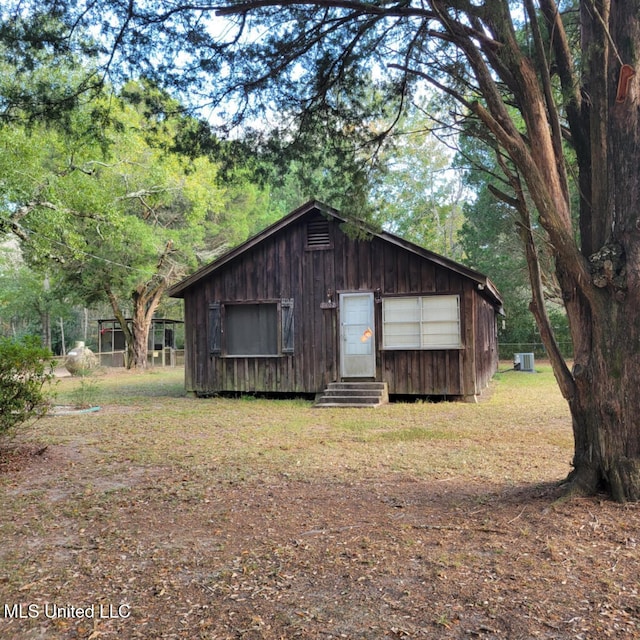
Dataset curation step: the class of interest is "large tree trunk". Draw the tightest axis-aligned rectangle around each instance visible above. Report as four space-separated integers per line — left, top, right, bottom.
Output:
565 292 640 501
127 242 174 369
130 309 150 370
104 242 173 369
127 275 169 369
105 287 136 369
556 0 640 501
129 290 163 370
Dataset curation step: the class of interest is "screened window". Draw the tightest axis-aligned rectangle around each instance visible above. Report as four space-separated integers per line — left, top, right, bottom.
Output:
226 304 278 355
208 299 294 357
382 295 461 350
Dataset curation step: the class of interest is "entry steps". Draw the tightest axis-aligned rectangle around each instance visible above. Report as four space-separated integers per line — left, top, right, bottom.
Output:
315 381 389 408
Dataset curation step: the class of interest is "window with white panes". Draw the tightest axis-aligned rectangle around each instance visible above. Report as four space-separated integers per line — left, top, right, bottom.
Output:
382 295 461 350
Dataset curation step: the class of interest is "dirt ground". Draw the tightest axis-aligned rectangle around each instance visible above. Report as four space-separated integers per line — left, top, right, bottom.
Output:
1 437 639 640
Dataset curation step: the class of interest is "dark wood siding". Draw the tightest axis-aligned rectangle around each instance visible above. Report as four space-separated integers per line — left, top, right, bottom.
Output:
474 294 499 392
377 273 470 397
180 208 499 398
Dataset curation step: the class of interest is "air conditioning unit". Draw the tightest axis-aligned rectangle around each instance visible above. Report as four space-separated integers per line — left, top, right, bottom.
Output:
514 352 535 372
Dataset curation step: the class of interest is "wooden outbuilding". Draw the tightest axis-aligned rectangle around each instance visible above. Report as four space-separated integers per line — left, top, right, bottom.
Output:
168 201 503 401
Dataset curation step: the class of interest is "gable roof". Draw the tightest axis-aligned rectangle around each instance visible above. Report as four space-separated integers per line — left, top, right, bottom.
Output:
168 200 503 309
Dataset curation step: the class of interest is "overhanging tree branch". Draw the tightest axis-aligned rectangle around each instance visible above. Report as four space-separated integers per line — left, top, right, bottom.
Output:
523 0 570 204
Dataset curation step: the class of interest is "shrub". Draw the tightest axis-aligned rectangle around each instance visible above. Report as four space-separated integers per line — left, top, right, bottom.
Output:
0 335 55 436
69 374 101 409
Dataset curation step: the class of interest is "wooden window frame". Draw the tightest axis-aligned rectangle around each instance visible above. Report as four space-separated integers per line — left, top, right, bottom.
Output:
382 294 462 350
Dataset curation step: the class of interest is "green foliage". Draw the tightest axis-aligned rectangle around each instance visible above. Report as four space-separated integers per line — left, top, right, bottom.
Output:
0 9 103 125
459 182 530 304
0 1 575 360
0 251 76 347
248 103 389 220
368 103 466 258
0 335 54 435
6 80 269 278
1 77 278 366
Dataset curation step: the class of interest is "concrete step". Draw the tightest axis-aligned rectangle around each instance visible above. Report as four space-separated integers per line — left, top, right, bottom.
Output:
325 382 387 390
322 388 382 397
314 382 389 408
315 403 385 408
316 394 382 405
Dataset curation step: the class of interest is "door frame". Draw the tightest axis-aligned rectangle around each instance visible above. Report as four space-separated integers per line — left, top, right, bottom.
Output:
339 292 376 379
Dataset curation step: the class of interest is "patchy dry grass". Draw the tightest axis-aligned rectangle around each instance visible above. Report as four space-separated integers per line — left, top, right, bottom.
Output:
1 364 639 639
44 364 573 485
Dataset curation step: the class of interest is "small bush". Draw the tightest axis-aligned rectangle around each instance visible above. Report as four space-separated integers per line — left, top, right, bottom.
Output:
0 335 55 436
69 374 101 409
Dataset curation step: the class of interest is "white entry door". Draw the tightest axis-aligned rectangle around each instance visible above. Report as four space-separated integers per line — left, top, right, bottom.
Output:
340 293 376 378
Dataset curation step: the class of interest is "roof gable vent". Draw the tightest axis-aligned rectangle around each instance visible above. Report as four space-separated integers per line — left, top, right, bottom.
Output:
306 216 331 248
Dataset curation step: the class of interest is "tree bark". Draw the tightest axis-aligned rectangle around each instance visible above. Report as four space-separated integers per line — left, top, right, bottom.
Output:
40 275 51 350
547 0 640 501
104 241 174 369
40 311 51 351
129 283 165 369
566 302 640 502
105 285 165 370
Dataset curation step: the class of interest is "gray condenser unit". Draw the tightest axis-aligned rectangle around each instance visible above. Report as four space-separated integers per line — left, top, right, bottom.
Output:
514 352 535 372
